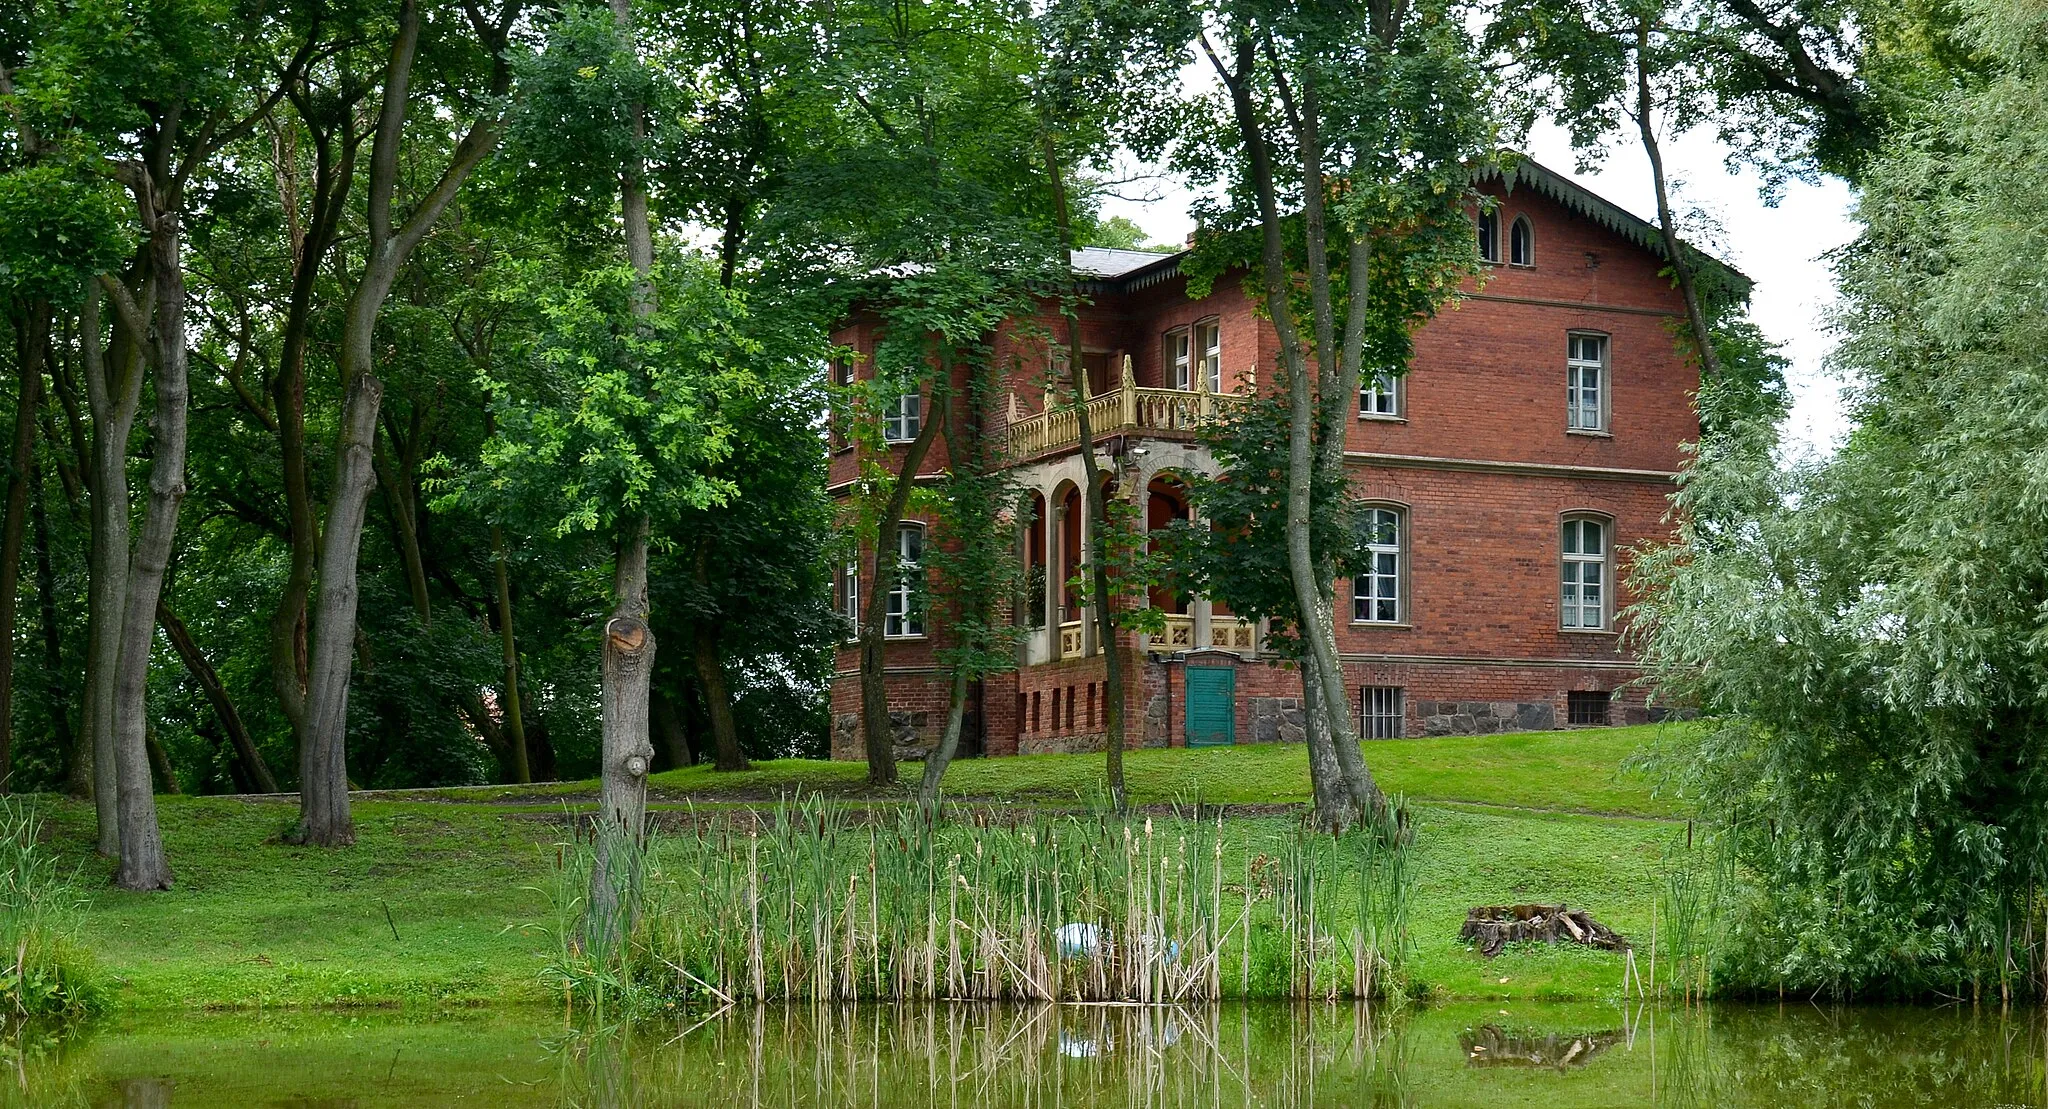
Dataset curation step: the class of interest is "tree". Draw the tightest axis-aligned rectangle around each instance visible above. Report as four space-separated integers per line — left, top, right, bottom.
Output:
1164 0 1490 829
1627 0 2048 999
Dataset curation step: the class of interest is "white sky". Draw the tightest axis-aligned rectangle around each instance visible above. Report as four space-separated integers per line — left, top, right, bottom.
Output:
1095 119 1862 460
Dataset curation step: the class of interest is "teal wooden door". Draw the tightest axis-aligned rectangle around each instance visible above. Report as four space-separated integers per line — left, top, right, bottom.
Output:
1184 667 1236 747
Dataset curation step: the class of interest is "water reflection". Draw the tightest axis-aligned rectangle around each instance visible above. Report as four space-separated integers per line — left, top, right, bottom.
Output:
0 1001 2042 1107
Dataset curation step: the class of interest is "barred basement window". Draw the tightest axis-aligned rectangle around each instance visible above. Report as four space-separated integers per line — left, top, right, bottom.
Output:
1567 690 1611 726
1361 686 1404 739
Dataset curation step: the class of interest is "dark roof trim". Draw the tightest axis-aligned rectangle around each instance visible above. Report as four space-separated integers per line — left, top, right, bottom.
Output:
1071 155 1751 301
1477 155 1752 297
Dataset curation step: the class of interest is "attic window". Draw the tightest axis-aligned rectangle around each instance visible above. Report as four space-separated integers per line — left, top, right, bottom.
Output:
1477 208 1500 263
1510 216 1533 267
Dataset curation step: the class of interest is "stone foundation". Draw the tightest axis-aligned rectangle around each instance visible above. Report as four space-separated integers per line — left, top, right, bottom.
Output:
1415 700 1555 736
1248 696 1306 744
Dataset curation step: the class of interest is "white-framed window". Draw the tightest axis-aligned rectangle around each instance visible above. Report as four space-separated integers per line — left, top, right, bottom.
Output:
1566 333 1607 432
1359 368 1401 418
883 390 921 442
1166 321 1222 391
1477 207 1500 263
1510 216 1533 267
1353 506 1403 624
1361 686 1405 739
841 560 860 640
831 357 854 386
1560 516 1609 631
1166 328 1192 390
1196 319 1221 392
885 523 926 638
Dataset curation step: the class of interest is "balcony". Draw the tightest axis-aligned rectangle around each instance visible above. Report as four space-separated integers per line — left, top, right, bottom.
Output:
1004 361 1245 461
1144 613 1259 658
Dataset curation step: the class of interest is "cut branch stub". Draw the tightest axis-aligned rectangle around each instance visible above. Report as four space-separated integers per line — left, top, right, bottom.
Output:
606 617 649 654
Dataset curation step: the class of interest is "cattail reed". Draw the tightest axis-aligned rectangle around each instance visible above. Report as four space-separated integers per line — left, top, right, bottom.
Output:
537 794 1415 1013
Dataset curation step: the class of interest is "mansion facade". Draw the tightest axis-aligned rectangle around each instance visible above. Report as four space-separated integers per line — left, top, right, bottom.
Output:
827 159 1726 760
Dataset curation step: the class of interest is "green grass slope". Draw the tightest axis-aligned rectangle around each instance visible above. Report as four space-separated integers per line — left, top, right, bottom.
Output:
40 725 1689 1011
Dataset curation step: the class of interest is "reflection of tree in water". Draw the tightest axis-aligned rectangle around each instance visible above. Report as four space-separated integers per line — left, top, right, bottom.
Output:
1459 1024 1623 1070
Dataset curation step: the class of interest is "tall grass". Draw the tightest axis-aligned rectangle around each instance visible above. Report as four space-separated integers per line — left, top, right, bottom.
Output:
0 798 100 1023
536 795 1413 1014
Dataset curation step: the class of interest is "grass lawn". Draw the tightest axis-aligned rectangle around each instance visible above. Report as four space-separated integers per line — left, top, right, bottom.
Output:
40 725 1691 1012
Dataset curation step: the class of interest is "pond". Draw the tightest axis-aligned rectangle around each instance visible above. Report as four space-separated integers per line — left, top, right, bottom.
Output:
3 1001 2041 1106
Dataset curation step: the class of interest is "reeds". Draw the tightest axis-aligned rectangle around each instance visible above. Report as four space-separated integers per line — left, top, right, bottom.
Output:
538 795 1413 1013
0 798 99 1023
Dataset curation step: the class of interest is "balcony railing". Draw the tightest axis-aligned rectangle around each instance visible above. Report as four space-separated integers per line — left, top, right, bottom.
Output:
1004 358 1245 460
1143 613 1259 657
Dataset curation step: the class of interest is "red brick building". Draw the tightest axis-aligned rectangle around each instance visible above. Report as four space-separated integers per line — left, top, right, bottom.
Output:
828 160 1730 760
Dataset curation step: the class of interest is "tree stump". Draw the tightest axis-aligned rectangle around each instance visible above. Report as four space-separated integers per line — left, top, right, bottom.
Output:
1459 904 1628 958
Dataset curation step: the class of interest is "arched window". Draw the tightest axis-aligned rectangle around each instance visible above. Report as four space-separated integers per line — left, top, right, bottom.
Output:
1353 506 1405 624
1477 208 1500 263
1560 515 1610 630
885 522 926 637
1510 216 1533 266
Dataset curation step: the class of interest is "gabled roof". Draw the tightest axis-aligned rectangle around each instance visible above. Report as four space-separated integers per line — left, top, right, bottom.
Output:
1476 155 1752 297
1071 155 1751 301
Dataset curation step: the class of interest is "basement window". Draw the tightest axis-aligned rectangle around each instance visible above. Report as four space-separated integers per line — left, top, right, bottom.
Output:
1567 690 1611 726
1361 686 1405 739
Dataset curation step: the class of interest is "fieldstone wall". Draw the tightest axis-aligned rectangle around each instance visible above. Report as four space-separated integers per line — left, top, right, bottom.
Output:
831 710 940 761
1248 697 1305 743
1415 700 1555 736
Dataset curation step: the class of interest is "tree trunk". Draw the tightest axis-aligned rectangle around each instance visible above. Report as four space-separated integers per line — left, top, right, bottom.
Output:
857 357 946 786
650 686 693 770
1208 33 1382 829
1041 128 1126 810
158 599 277 793
144 724 179 795
30 457 80 796
79 286 143 859
691 622 749 771
0 301 48 788
376 444 432 624
294 0 505 845
107 199 194 892
917 668 972 816
297 372 381 846
490 524 529 783
1635 23 1724 388
601 515 655 837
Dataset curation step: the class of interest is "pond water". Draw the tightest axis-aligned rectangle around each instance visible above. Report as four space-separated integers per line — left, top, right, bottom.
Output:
3 1001 2041 1107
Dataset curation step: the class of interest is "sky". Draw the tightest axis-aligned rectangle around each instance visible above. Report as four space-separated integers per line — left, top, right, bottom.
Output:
1095 120 1863 460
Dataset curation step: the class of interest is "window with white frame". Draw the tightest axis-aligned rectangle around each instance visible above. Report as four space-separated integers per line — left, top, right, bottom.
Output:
1361 686 1404 739
1560 516 1609 630
1353 506 1403 623
841 560 860 639
1166 321 1222 391
1359 368 1401 418
831 357 854 386
1167 328 1193 390
1566 333 1607 431
1196 319 1221 392
883 390 921 442
1510 216 1533 266
1477 207 1500 263
885 523 925 637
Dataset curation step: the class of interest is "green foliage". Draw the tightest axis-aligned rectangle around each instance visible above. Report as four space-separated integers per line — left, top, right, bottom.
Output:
0 162 129 301
1628 0 2048 1000
0 799 100 1022
1168 393 1364 655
